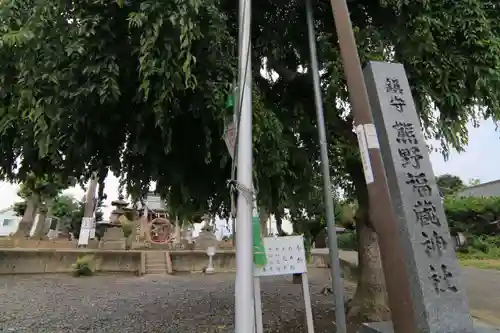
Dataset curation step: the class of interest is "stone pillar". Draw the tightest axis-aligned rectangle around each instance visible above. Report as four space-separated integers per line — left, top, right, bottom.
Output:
174 216 181 244
362 61 474 333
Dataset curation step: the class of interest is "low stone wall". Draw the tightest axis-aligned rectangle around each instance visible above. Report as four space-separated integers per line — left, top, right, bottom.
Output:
0 249 142 275
0 248 353 276
309 252 358 281
0 238 236 251
0 238 78 249
168 250 352 274
170 250 237 272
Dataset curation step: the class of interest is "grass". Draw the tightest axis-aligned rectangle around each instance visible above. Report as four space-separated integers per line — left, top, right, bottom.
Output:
459 258 500 271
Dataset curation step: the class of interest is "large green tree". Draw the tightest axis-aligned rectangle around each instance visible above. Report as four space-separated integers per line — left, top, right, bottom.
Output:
0 0 236 210
2 0 500 328
12 172 75 237
436 174 465 197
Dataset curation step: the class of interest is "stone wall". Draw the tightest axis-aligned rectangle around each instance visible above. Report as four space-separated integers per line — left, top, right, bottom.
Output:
170 250 237 272
0 238 78 249
0 248 348 275
0 249 142 275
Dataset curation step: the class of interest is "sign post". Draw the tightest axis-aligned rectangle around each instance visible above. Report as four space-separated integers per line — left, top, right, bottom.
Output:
253 236 314 333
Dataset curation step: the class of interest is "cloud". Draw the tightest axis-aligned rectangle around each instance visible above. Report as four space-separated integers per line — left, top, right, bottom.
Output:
429 119 499 183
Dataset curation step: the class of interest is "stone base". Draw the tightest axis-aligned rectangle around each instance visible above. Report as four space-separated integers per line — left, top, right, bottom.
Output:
361 321 500 333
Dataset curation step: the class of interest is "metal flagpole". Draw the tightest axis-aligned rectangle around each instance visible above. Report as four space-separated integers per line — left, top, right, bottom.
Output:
235 0 255 332
305 0 347 331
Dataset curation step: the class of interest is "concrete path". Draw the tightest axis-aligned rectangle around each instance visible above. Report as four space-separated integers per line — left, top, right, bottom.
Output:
462 267 500 326
334 250 500 326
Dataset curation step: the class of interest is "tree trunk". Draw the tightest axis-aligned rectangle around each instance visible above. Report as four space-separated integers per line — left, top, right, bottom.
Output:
32 205 47 239
84 177 99 218
13 194 39 238
346 161 390 331
46 200 59 239
258 207 269 237
275 211 286 236
346 204 390 328
174 216 181 244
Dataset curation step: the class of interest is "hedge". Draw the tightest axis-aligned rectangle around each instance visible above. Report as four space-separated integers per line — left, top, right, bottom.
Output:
444 196 500 236
338 232 357 250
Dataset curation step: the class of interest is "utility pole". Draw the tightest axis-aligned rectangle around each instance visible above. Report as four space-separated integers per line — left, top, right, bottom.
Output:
305 0 346 331
328 0 416 332
234 0 255 333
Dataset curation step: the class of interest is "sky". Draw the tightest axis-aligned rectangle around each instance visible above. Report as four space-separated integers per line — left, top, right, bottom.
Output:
0 118 498 234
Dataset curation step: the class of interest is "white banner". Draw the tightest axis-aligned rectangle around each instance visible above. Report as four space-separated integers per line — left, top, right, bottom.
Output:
78 217 95 246
89 220 96 239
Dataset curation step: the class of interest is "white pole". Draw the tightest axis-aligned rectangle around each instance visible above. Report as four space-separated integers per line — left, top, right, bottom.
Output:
301 273 315 333
235 0 254 331
253 277 264 333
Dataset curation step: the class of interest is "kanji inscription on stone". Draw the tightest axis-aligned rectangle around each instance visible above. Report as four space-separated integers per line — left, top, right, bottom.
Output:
385 77 404 94
428 264 458 294
364 61 474 333
393 121 418 144
398 146 424 169
413 200 441 227
421 230 447 256
405 172 432 197
389 95 406 112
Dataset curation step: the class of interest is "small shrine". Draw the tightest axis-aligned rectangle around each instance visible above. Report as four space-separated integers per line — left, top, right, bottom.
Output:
150 217 172 243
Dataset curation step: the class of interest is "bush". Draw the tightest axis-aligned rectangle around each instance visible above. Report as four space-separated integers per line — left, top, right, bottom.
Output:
121 221 134 238
121 220 134 250
457 235 500 259
72 255 94 277
337 232 357 250
444 196 500 236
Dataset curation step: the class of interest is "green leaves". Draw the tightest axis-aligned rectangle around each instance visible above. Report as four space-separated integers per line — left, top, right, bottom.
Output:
1 0 500 228
444 196 500 236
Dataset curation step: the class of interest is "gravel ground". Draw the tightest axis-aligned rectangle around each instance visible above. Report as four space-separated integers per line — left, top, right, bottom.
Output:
0 268 354 333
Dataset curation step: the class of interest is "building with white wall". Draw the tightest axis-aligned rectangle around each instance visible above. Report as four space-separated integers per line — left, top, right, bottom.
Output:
0 207 21 236
0 206 45 237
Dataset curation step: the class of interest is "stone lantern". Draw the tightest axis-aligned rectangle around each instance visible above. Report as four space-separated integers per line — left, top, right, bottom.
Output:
110 197 129 225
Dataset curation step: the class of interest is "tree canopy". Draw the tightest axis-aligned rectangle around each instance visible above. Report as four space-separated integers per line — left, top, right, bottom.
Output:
436 174 465 197
2 0 500 215
2 0 500 324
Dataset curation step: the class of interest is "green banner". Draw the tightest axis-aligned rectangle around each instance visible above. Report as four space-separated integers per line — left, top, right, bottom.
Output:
252 211 267 267
225 93 234 109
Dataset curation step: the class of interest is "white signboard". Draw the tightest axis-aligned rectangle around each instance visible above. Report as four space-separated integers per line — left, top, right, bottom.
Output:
252 235 314 333
78 217 94 246
145 194 166 211
355 124 374 184
254 236 307 277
